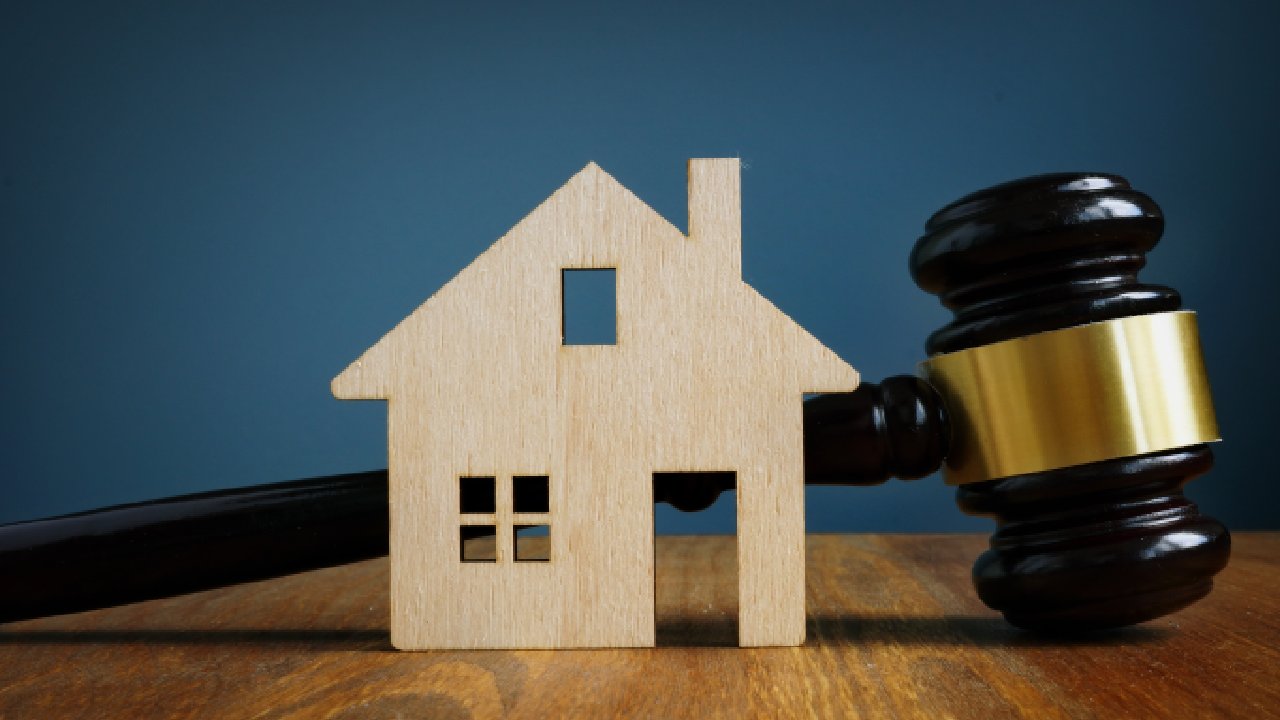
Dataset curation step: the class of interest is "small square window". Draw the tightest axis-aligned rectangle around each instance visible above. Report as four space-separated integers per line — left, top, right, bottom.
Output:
513 475 550 513
562 268 616 345
459 476 495 514
460 526 497 562
514 525 550 562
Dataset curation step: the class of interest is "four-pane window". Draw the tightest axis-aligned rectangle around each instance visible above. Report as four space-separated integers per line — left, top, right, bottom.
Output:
458 475 551 563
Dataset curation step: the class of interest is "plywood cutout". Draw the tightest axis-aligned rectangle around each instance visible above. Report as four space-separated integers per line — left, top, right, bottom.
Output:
333 159 858 649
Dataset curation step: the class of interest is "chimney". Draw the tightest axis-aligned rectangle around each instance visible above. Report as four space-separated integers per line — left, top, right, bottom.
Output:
687 158 742 277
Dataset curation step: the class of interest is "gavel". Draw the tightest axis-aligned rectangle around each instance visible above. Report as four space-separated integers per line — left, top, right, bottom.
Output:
0 172 1228 632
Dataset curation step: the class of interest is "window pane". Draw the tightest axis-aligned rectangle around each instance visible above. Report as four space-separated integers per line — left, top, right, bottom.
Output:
514 525 550 562
513 475 550 513
459 476 495 514
460 526 497 562
562 268 616 345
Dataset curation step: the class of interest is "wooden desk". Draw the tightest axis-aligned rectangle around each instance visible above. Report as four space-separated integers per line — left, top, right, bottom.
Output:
2 533 1276 718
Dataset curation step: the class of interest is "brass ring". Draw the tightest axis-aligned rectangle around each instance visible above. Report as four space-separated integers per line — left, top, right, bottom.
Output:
918 310 1220 486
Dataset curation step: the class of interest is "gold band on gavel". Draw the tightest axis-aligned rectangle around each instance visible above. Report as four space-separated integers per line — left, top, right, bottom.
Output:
918 310 1220 486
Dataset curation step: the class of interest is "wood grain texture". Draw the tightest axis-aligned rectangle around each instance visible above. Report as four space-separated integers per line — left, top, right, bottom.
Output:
2 533 1276 719
331 159 857 648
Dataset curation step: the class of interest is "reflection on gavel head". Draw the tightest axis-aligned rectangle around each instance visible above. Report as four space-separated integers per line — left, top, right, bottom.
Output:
803 171 1229 631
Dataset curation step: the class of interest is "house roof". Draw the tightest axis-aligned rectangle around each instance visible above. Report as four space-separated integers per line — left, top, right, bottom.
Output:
332 160 857 399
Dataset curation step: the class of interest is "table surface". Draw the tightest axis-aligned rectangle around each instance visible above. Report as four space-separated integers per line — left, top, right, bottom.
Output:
2 532 1277 719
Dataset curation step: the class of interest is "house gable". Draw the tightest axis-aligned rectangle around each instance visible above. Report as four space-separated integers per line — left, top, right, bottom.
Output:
332 159 857 401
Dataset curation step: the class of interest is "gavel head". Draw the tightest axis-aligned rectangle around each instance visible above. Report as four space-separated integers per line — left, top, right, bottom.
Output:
911 172 1230 631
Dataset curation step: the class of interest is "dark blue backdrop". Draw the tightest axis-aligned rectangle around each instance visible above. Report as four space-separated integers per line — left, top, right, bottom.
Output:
3 1 1277 532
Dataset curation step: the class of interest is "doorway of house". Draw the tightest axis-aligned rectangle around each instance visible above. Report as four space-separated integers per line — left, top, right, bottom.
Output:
652 471 738 647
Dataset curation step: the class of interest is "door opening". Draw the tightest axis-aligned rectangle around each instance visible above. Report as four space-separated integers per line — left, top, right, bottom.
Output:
652 471 738 646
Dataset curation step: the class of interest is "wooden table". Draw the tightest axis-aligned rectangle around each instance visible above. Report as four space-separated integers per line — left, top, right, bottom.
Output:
2 533 1277 718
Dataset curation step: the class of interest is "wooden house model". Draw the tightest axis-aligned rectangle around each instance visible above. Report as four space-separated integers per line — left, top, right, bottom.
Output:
332 159 859 649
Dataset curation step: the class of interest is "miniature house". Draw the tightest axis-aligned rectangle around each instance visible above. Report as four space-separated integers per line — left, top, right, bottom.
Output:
332 159 858 649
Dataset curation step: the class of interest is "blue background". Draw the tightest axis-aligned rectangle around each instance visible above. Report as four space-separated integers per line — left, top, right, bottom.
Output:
3 1 1277 533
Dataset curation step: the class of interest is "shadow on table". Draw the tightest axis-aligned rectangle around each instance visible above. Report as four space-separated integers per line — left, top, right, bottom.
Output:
656 617 739 647
0 616 1172 650
656 616 1173 648
0 628 393 650
806 615 1173 647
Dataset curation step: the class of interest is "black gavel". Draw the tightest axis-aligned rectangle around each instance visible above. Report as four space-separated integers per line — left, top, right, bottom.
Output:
0 172 1229 631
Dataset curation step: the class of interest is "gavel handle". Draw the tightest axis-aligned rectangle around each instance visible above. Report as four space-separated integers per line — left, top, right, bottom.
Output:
0 378 946 624
0 471 391 624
